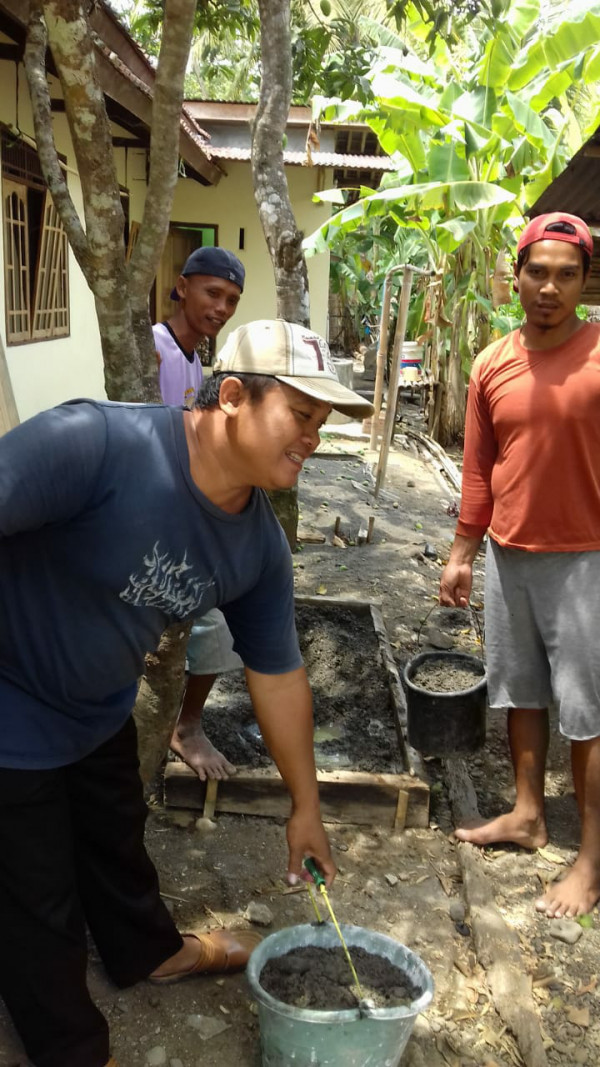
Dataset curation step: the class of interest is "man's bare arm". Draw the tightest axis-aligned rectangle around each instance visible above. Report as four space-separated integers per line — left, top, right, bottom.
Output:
245 665 336 887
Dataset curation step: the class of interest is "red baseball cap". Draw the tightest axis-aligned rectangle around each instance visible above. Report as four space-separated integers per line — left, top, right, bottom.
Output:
517 212 594 256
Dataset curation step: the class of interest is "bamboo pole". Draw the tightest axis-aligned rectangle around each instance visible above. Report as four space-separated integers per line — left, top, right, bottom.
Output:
373 264 432 498
373 268 414 497
369 273 393 450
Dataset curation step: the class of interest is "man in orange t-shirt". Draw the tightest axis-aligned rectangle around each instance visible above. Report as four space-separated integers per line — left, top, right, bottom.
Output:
440 212 600 921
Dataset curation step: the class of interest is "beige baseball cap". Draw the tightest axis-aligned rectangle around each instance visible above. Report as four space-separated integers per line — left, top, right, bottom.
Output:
213 319 374 419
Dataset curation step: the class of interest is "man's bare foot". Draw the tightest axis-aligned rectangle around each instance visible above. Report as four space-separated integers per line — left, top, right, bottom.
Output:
535 856 600 919
454 811 548 849
170 723 236 782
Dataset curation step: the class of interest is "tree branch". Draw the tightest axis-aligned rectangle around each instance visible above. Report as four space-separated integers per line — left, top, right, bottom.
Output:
252 0 309 325
128 0 197 303
24 0 91 277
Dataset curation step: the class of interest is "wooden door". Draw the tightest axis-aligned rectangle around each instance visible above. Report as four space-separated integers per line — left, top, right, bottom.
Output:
155 225 217 323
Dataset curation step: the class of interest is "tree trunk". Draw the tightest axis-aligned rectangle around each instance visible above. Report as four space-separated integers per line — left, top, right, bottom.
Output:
439 300 467 446
252 0 310 329
266 489 298 551
252 0 316 548
34 0 143 399
134 623 190 785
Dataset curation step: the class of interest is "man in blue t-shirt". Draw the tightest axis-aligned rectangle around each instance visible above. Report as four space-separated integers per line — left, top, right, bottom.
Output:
0 319 373 1067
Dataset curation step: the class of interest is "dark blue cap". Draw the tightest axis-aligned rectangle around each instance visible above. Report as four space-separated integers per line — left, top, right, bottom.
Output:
170 247 245 300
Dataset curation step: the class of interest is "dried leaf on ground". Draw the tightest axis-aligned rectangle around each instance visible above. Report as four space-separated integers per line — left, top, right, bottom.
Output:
537 846 567 865
566 1006 590 1027
576 976 597 995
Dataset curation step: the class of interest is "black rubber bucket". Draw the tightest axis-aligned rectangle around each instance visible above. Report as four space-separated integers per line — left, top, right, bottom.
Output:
403 651 487 757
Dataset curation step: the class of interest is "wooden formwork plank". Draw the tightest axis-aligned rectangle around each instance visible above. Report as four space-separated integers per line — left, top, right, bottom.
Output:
164 763 429 829
164 595 430 829
294 594 371 613
369 603 428 784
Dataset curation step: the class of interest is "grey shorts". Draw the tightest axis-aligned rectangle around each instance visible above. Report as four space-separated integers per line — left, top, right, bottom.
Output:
485 540 600 740
186 608 243 675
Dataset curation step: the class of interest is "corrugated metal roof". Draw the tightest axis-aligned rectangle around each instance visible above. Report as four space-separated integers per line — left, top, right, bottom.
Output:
529 127 600 226
204 145 396 169
529 125 600 304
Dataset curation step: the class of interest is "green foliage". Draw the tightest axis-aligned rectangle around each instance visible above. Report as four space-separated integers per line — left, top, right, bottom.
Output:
304 0 600 439
387 0 503 51
117 0 471 104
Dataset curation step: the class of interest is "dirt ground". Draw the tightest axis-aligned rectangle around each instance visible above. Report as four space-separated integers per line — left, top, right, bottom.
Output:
196 602 401 774
1 392 598 1067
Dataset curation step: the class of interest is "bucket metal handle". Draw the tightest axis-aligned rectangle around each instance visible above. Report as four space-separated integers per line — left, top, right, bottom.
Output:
417 603 484 661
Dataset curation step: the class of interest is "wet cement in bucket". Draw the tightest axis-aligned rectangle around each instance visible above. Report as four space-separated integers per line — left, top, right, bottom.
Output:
259 945 419 1011
410 660 483 693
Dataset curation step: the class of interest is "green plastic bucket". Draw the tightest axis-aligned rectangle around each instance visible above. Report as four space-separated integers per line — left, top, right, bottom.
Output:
246 923 434 1067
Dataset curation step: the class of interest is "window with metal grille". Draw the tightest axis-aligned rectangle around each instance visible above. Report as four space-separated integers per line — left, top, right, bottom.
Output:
2 133 70 344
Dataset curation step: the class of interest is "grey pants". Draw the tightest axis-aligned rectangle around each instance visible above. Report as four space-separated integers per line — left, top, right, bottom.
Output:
485 540 600 740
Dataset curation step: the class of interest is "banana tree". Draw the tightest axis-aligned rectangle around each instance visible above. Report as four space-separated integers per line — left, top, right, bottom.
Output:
304 0 600 442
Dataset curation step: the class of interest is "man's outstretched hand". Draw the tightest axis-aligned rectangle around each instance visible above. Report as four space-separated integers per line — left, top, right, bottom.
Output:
285 808 336 889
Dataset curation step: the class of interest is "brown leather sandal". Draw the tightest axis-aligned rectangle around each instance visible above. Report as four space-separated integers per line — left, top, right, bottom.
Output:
150 929 263 984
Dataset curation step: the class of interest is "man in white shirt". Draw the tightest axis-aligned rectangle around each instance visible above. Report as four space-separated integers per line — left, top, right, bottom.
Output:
153 247 245 779
154 246 244 409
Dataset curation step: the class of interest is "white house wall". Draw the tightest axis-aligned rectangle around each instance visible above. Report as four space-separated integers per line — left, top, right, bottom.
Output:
0 61 106 423
168 159 332 348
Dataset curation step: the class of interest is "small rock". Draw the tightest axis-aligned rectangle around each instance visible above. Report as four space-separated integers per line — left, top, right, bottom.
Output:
549 919 583 945
407 480 415 487
186 1014 230 1040
114 997 129 1014
454 921 471 938
426 627 454 650
194 817 217 833
147 993 161 1009
245 901 274 926
423 543 438 560
335 841 349 852
449 900 466 923
170 1060 185 1067
385 873 398 886
145 1047 167 1067
364 878 380 897
168 811 194 829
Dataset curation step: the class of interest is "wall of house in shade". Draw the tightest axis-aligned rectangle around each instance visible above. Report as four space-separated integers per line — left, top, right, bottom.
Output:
0 56 105 425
